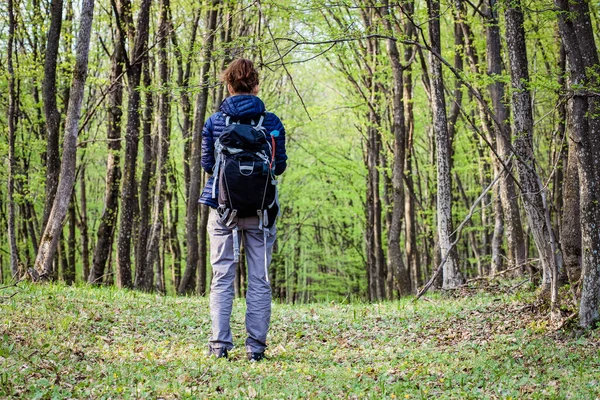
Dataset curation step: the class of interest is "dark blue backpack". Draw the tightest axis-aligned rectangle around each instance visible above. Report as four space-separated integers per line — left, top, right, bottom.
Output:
212 113 279 229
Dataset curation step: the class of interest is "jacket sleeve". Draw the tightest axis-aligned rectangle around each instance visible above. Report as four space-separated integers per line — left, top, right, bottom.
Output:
201 116 215 174
271 115 288 176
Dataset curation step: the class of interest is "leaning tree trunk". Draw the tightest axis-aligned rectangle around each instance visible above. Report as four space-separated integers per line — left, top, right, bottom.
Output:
485 0 527 275
34 0 95 278
505 0 560 314
555 0 600 329
116 0 152 289
427 0 464 289
178 1 219 295
41 0 64 232
7 0 21 279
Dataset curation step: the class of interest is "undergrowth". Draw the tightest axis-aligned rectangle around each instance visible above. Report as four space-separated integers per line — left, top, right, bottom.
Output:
1 282 599 399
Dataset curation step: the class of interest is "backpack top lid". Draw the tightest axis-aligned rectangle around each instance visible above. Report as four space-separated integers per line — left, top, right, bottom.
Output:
219 121 267 152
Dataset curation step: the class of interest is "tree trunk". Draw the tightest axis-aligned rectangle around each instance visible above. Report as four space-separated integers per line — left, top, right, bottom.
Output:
485 0 527 275
7 0 21 279
555 0 600 328
147 0 172 290
172 11 201 196
179 2 219 295
65 197 76 284
41 0 64 232
427 0 464 289
79 166 90 281
402 0 420 292
383 1 411 297
34 0 95 278
561 136 581 289
490 183 504 275
135 61 155 291
116 0 152 289
505 0 560 313
89 0 130 285
167 170 182 289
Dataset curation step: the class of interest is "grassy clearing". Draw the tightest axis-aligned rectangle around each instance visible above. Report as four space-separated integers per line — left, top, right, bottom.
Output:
1 282 599 399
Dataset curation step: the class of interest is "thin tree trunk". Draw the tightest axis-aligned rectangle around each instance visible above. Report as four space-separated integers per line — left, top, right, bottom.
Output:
490 183 504 275
89 0 130 285
59 233 69 281
401 0 420 292
167 170 182 289
7 0 21 279
65 196 76 284
116 0 152 289
41 0 64 232
179 2 219 295
79 167 90 281
485 0 527 275
147 0 172 290
135 61 156 291
171 10 200 196
383 1 411 297
34 0 95 278
427 0 464 289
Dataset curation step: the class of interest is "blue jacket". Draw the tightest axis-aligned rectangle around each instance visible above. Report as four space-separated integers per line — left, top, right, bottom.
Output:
199 95 287 208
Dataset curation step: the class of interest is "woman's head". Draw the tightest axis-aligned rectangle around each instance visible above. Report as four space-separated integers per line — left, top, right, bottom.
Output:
221 58 259 95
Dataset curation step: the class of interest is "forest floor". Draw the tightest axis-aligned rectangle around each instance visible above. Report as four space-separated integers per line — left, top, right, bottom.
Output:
1 281 599 399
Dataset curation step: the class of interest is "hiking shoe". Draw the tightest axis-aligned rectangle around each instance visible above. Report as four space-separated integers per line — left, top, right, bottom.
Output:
208 347 228 359
247 351 266 362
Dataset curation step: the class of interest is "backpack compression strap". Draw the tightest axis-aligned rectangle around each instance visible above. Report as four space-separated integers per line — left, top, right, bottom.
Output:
224 112 266 130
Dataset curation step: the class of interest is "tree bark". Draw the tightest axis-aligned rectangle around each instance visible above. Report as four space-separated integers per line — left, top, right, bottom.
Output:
383 2 411 297
147 0 172 290
34 0 95 278
7 0 21 279
401 0 420 293
89 0 130 285
166 171 182 289
171 10 200 196
427 0 464 289
65 196 76 284
116 0 152 289
41 0 64 232
555 0 600 328
485 0 527 275
135 61 156 291
79 166 90 281
179 2 219 295
505 0 560 313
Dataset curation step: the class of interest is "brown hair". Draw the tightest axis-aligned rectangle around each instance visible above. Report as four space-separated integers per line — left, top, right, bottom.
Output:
221 58 259 94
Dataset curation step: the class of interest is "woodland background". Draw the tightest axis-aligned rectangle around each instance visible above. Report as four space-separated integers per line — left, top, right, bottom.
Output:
2 0 600 328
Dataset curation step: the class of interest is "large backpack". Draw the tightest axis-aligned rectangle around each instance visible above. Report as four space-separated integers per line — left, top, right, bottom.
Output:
212 113 279 230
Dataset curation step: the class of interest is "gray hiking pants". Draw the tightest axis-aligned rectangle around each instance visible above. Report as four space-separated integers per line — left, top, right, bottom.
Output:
208 209 275 354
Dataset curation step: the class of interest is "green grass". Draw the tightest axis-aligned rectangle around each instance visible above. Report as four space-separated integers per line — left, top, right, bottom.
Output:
1 283 599 399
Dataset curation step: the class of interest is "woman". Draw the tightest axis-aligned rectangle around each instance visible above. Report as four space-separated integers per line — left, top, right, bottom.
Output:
199 59 287 361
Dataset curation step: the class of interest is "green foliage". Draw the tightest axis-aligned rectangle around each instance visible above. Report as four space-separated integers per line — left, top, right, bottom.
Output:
2 283 600 398
2 0 596 298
